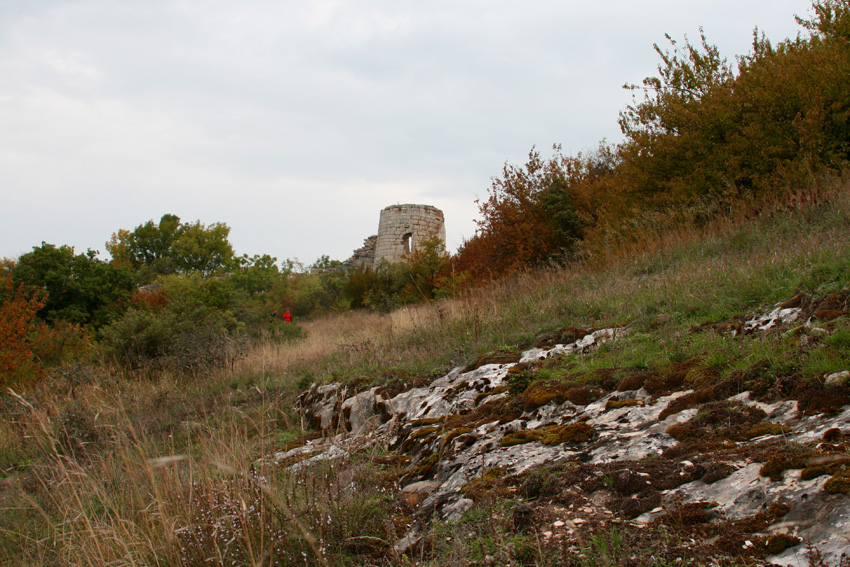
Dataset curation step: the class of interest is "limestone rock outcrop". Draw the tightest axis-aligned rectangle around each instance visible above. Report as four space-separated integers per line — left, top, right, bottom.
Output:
272 303 850 565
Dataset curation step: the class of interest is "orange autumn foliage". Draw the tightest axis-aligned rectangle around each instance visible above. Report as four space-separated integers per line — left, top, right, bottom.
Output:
459 145 618 280
131 287 170 312
0 273 46 388
29 320 93 368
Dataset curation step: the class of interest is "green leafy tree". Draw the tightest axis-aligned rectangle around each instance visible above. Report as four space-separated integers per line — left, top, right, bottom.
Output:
398 236 449 302
618 28 738 204
619 27 734 141
344 265 382 310
311 255 341 271
170 221 235 277
231 254 282 296
158 273 236 312
340 262 407 312
106 214 181 280
799 0 850 41
253 257 350 318
540 176 586 252
12 243 134 329
107 215 235 281
293 257 349 315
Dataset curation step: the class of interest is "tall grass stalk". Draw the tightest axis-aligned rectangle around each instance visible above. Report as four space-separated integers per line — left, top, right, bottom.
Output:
2 173 850 565
233 172 850 386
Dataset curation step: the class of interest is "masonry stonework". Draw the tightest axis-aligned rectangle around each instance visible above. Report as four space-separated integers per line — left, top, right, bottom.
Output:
373 204 446 265
344 204 446 269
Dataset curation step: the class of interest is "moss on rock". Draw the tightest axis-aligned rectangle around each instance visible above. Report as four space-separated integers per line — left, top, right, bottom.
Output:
606 398 643 410
501 422 594 447
825 471 850 494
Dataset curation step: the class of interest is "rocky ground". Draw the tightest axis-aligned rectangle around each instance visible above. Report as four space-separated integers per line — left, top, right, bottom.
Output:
271 295 850 566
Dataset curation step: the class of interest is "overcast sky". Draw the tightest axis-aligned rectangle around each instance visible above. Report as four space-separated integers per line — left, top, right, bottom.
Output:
1 1 814 265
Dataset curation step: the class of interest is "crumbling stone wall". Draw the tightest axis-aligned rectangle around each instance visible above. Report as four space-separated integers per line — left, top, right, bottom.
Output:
344 235 377 269
372 204 445 265
344 204 445 269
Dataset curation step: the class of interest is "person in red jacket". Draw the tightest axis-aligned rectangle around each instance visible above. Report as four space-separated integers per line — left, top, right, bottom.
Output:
283 309 292 323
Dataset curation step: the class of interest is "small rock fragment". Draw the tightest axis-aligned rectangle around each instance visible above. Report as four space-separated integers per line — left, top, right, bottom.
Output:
825 371 850 386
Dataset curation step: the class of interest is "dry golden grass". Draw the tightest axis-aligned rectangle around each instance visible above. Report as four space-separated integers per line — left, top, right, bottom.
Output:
3 172 850 566
234 269 562 383
4 376 339 566
233 170 850 386
235 310 391 376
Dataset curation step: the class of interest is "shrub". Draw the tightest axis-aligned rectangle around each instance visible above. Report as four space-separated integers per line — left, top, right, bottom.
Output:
30 320 93 367
619 1 850 207
101 308 175 369
0 274 45 388
462 145 608 278
102 269 256 372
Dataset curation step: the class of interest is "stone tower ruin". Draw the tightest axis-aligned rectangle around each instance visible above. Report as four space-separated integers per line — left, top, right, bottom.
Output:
373 204 446 265
344 204 446 269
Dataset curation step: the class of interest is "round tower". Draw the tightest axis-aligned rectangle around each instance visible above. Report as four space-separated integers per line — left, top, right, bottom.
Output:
372 204 446 265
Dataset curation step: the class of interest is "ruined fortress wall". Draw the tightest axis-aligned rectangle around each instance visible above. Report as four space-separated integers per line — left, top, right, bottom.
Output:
343 235 377 270
372 204 446 265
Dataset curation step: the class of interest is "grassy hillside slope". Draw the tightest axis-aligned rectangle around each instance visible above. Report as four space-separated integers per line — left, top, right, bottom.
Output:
2 173 850 565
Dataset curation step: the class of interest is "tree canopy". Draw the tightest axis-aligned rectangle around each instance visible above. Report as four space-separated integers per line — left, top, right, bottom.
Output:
107 214 235 282
456 0 850 278
12 243 135 329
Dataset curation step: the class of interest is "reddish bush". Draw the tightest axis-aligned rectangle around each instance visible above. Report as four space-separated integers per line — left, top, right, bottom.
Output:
30 320 93 367
131 287 170 311
0 274 46 388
